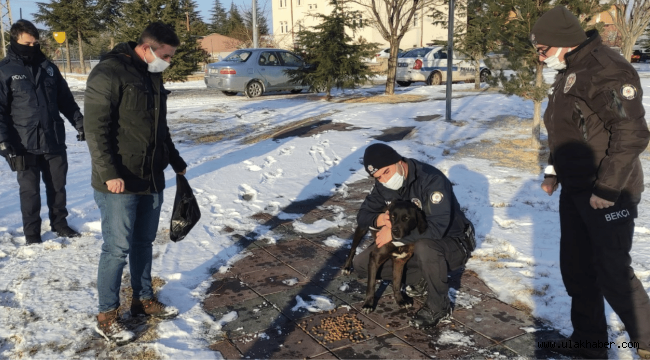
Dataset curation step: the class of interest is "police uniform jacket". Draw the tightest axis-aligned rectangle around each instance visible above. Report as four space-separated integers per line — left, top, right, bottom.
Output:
84 42 186 195
545 30 650 202
0 47 83 154
357 158 469 245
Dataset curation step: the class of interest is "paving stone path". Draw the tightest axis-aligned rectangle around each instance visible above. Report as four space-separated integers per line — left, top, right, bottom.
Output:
204 178 567 359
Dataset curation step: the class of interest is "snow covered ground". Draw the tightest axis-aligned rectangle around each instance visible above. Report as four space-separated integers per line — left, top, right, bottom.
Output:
2 65 650 359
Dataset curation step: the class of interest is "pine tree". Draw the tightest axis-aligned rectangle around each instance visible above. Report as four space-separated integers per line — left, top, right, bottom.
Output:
224 2 246 40
35 0 98 74
285 0 379 100
243 2 270 36
209 0 228 34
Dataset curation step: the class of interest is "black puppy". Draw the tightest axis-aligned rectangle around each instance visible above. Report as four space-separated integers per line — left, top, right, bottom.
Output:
342 200 427 313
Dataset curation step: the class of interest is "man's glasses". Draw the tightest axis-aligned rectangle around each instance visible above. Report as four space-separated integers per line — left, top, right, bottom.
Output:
536 45 551 57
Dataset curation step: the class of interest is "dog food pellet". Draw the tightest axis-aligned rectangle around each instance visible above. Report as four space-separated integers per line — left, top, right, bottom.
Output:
307 313 366 344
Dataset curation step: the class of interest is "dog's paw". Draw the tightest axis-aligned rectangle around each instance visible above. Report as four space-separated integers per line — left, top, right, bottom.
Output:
395 295 413 309
341 267 352 275
361 301 374 314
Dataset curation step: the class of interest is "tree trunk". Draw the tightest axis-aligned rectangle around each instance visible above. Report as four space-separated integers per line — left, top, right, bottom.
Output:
384 36 400 95
531 62 544 150
110 36 115 50
474 58 481 90
77 30 86 74
65 38 71 73
622 35 635 63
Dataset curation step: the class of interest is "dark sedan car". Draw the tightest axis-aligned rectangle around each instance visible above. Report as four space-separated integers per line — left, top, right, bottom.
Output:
204 48 311 97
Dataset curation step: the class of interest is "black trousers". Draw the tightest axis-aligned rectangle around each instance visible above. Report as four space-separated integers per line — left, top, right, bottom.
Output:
16 152 69 236
559 190 650 349
353 237 467 312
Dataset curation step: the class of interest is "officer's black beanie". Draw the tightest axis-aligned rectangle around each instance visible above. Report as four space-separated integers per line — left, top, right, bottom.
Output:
531 6 587 47
363 143 402 176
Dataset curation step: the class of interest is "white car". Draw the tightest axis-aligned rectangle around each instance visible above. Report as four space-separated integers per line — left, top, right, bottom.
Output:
395 46 490 86
376 47 404 59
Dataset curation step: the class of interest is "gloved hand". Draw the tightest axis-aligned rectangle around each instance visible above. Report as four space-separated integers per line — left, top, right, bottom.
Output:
0 142 15 157
76 129 85 141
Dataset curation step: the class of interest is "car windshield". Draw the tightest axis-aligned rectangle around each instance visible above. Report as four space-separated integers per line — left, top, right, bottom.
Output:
401 48 433 58
223 50 252 62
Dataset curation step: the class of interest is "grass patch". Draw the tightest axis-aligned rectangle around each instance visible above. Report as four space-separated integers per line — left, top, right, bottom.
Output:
454 136 548 174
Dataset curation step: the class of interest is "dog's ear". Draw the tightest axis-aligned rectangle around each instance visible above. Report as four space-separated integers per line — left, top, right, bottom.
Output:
416 210 427 234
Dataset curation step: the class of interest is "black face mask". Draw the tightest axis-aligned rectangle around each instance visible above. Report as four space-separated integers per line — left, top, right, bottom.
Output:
10 39 44 64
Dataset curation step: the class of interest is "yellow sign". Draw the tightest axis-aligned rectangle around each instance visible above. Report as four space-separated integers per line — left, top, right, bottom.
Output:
53 32 66 44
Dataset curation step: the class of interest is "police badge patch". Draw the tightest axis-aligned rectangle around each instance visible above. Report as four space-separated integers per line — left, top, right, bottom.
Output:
430 192 444 204
46 66 54 77
564 73 576 93
621 84 637 100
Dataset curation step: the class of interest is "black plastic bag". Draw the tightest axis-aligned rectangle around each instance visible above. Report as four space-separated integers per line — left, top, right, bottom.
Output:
170 174 201 242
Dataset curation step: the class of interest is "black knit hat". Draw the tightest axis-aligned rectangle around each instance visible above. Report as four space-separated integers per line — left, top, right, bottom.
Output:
364 143 402 176
531 6 587 47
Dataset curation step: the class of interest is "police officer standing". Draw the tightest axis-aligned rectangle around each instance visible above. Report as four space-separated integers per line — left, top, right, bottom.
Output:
0 20 84 245
532 6 650 359
354 143 474 329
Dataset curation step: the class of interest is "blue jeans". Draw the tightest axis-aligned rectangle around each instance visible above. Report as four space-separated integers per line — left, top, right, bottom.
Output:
94 190 163 313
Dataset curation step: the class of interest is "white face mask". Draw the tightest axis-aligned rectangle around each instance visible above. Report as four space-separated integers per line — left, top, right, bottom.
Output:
147 47 170 73
543 47 566 71
382 162 405 190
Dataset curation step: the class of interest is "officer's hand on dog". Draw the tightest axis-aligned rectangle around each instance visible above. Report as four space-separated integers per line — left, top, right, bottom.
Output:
106 178 125 194
590 194 614 210
541 177 558 196
376 226 393 248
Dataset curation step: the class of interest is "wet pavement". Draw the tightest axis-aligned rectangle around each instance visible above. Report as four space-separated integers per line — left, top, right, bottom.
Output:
204 177 566 359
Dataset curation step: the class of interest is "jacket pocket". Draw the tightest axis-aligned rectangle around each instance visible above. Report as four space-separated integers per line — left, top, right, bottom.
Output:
13 123 38 150
11 81 39 110
117 153 146 179
121 82 150 111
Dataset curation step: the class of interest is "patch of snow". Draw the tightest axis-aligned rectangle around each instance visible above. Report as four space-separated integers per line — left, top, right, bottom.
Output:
291 295 336 313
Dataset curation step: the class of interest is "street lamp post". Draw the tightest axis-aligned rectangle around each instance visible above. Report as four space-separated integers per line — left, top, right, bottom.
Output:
445 0 454 122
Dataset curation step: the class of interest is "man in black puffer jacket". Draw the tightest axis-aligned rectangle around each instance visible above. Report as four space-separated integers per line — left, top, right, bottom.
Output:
0 20 84 245
84 22 187 346
532 6 650 359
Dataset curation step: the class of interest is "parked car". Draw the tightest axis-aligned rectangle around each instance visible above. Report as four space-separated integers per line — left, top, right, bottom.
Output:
631 49 649 63
395 46 491 87
204 48 311 97
376 47 404 59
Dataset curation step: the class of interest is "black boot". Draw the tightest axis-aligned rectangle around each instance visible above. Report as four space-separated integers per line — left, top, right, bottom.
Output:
404 278 428 298
53 225 81 238
409 306 451 329
26 234 42 245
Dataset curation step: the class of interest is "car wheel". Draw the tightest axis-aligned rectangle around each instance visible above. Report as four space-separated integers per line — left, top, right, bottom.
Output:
290 89 302 94
310 84 327 93
480 69 491 83
396 81 411 87
222 91 238 96
245 81 264 98
426 72 442 86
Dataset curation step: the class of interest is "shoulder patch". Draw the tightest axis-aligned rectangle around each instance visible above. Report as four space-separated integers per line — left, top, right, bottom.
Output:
430 191 444 204
564 73 576 93
46 66 54 77
621 84 637 100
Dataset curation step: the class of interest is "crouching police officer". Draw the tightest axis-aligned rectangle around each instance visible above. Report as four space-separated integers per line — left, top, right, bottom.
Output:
0 20 84 245
532 6 650 359
353 143 475 329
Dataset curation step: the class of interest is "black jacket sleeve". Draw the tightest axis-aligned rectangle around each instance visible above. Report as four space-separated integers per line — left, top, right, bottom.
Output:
586 71 650 201
399 174 456 244
357 183 386 229
0 70 11 144
54 65 83 131
84 62 121 183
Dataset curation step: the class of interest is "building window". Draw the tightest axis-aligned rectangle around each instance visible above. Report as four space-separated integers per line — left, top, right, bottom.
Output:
309 3 317 9
297 0 301 5
414 14 418 27
280 0 287 8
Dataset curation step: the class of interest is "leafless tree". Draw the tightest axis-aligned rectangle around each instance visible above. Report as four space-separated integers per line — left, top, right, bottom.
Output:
609 0 650 61
343 0 438 94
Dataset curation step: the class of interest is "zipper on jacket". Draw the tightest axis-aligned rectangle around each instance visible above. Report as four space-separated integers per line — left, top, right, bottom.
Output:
151 75 160 193
574 101 587 141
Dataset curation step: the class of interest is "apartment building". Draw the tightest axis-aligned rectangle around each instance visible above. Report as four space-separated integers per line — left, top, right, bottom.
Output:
272 0 463 50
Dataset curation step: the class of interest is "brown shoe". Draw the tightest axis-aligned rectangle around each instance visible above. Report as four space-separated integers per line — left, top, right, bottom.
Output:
131 297 179 319
95 309 135 345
